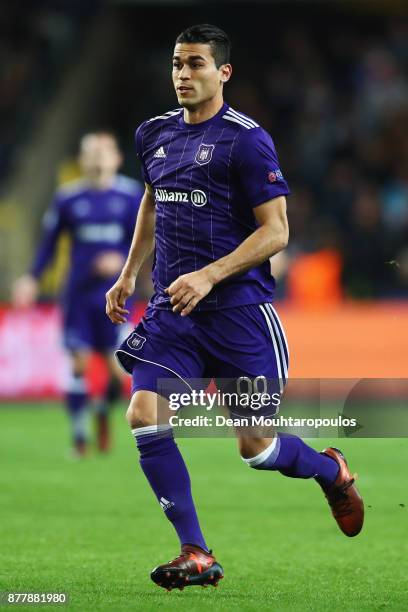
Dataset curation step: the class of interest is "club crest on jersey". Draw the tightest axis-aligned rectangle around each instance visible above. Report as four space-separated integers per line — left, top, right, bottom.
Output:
195 143 215 166
127 332 146 351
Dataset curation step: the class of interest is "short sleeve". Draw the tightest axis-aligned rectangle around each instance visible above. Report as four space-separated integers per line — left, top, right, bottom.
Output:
135 122 151 185
234 127 290 207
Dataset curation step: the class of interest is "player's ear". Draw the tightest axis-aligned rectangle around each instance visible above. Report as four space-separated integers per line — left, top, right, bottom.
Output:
219 64 232 84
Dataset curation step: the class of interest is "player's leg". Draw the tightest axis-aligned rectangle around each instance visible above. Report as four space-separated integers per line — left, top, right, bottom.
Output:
127 376 223 590
63 296 93 455
126 386 208 551
87 289 129 451
235 303 363 535
117 309 223 589
105 352 123 404
238 431 339 486
65 349 91 456
91 352 123 452
199 301 339 485
238 433 364 536
198 303 364 536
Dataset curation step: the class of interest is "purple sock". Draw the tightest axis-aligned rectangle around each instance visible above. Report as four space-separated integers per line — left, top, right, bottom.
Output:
66 374 88 443
242 433 339 489
133 426 208 551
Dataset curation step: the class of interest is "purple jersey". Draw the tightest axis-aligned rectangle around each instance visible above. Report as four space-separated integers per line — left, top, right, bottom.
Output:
31 175 143 296
136 102 289 311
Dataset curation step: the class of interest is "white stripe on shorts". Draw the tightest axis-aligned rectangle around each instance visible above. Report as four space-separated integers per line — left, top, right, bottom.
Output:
259 304 284 393
268 304 290 361
264 303 289 380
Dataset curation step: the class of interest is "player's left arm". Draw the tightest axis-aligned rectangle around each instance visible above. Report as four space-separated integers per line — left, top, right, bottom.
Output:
167 195 288 316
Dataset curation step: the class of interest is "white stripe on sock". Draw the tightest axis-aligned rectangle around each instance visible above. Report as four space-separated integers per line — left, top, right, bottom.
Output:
241 435 278 467
64 375 87 393
131 424 172 438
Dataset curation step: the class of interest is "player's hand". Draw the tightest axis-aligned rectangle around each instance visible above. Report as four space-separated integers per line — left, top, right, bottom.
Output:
105 275 135 324
12 275 39 308
165 269 214 316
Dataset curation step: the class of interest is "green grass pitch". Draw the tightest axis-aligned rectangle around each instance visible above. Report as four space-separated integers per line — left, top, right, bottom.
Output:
1 403 407 611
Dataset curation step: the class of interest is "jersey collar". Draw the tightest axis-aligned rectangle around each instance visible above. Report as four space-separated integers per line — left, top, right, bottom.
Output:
178 102 229 130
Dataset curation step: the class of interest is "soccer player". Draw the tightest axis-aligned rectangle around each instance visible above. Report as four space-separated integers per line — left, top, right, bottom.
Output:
106 25 364 590
14 132 143 456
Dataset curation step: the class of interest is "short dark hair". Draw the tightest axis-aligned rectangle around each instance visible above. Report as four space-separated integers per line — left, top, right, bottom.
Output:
175 24 231 68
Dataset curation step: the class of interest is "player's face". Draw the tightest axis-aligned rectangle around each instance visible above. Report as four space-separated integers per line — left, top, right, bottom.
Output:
79 135 122 182
172 43 231 108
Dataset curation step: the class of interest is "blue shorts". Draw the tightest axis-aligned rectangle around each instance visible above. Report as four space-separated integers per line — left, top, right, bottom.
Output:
63 290 120 353
115 303 289 399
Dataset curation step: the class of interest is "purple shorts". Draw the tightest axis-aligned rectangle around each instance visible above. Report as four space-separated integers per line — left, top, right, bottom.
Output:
115 303 289 398
63 290 120 353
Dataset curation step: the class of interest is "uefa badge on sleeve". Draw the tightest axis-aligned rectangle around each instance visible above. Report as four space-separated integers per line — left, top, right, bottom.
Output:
268 168 284 183
195 143 215 166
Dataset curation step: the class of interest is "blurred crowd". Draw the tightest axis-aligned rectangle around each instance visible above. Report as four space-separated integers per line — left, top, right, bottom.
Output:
251 20 408 300
0 1 97 181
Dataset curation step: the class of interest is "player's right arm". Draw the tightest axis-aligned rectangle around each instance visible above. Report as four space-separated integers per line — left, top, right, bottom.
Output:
12 195 65 307
105 183 155 324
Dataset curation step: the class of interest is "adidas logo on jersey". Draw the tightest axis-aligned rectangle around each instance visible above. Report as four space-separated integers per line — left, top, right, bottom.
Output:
153 146 166 159
159 497 175 511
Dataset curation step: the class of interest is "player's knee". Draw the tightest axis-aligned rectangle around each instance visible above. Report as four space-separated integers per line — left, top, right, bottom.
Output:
238 437 274 461
72 365 86 379
126 402 153 429
70 351 89 377
239 439 257 460
125 391 158 429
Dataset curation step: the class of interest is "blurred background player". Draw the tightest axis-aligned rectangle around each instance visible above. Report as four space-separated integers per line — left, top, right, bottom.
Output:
13 132 143 456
